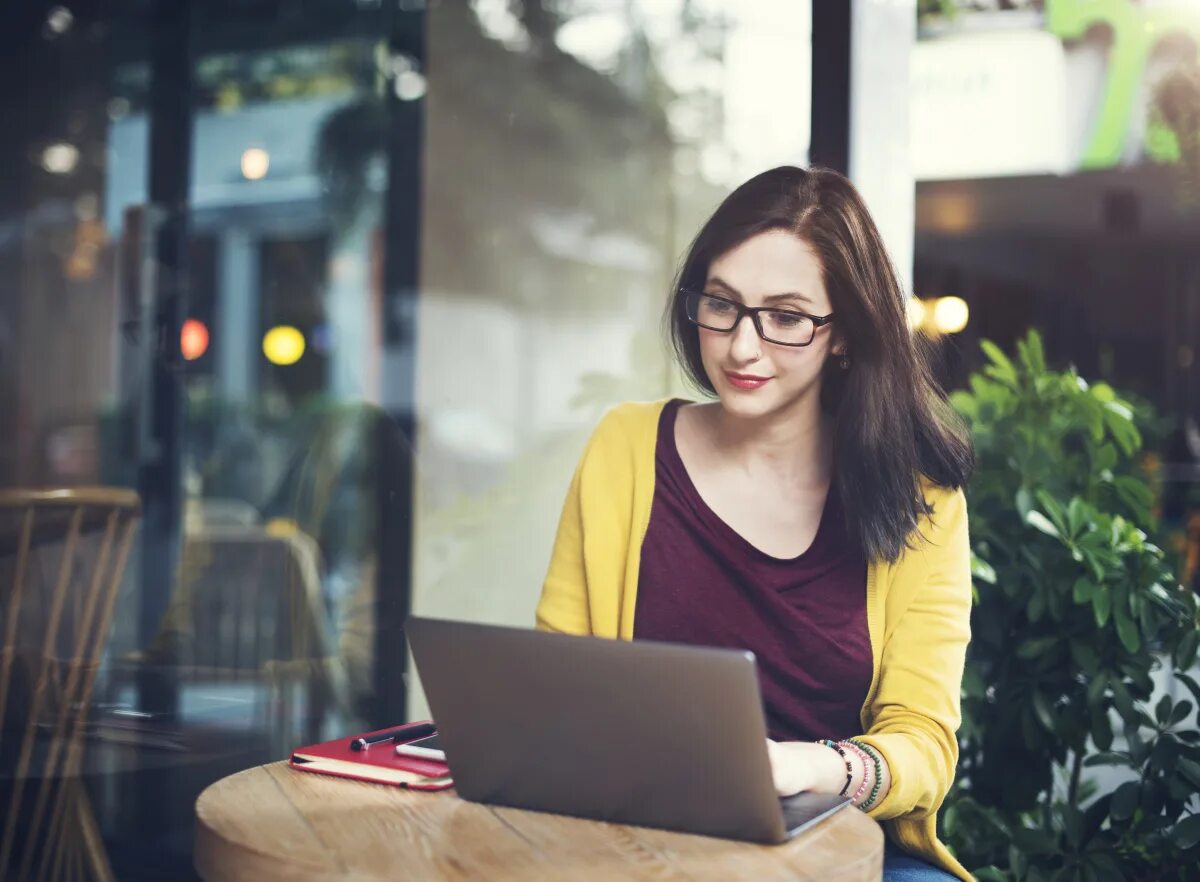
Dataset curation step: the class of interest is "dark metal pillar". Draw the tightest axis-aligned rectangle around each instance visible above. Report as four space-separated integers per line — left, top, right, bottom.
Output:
137 0 192 715
810 0 852 174
370 2 427 727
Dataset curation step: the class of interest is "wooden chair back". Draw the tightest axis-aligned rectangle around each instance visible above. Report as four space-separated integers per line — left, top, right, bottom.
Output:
0 487 140 882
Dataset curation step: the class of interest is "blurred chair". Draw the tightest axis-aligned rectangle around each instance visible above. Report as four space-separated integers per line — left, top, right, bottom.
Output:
0 487 140 882
131 523 350 757
184 497 262 531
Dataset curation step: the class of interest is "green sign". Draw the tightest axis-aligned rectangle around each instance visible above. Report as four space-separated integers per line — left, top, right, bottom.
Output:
1046 0 1200 169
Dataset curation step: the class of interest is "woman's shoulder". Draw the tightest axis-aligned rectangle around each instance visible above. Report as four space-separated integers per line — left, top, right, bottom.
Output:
914 475 969 547
586 398 676 450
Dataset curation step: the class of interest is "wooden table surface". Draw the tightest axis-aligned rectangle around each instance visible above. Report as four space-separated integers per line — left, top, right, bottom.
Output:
195 762 883 882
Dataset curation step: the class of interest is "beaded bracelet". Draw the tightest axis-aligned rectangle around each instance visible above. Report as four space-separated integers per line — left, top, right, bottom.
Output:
849 740 884 810
816 739 853 797
838 740 873 804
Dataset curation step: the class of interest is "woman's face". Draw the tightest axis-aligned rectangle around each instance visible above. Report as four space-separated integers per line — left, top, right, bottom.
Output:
697 230 840 422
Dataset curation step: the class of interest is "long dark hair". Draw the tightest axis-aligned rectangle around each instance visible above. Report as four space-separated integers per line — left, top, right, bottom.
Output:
665 166 974 564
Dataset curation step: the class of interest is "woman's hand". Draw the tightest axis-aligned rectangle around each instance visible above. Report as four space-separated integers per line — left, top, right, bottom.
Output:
765 739 851 797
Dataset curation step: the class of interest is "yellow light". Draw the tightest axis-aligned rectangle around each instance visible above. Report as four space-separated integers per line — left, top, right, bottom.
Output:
932 297 969 335
181 319 209 361
263 325 305 365
241 147 270 181
906 297 927 330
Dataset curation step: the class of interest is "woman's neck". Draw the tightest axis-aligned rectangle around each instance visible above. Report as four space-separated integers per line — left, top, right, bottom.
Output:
705 398 835 491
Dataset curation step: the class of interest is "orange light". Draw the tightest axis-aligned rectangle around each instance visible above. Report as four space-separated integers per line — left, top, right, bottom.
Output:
181 319 209 361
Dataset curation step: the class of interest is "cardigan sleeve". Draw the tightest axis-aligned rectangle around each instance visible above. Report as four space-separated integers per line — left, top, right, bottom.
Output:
535 405 636 636
858 485 972 821
535 452 592 636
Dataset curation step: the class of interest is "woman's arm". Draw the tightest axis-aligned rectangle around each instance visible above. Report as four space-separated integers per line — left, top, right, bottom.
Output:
855 485 972 819
767 485 969 817
536 459 592 635
767 739 892 808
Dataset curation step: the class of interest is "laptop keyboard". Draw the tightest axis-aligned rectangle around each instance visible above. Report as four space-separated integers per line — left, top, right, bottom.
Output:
778 793 852 833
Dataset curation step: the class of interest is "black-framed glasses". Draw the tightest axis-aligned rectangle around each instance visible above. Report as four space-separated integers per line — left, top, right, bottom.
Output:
682 289 834 347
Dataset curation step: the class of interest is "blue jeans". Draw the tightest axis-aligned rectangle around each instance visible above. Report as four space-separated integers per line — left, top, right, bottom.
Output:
883 842 960 882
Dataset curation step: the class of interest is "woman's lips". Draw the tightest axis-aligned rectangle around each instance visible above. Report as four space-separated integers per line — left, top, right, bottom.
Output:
725 372 772 390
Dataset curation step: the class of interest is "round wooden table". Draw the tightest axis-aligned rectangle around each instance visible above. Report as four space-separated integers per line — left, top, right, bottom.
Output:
195 763 883 881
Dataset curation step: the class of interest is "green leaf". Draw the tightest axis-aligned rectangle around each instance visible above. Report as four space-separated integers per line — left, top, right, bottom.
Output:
1021 330 1046 374
1169 775 1195 800
1102 407 1140 456
1115 607 1140 654
1112 681 1136 723
971 553 997 585
974 869 1007 882
1070 640 1100 674
1026 510 1060 539
1035 490 1067 532
1178 672 1200 708
1066 496 1088 537
1179 757 1200 788
1091 703 1114 750
1175 628 1200 671
1170 700 1193 727
1093 443 1117 472
1073 578 1096 603
1033 691 1056 732
1102 399 1134 421
1156 694 1173 726
1093 589 1112 627
980 339 1016 382
1150 736 1179 772
1016 486 1034 520
1110 781 1139 820
1018 637 1060 660
1172 813 1200 850
962 666 985 699
1088 853 1124 882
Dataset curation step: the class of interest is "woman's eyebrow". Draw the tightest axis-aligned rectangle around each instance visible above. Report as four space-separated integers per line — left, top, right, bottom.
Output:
706 276 812 305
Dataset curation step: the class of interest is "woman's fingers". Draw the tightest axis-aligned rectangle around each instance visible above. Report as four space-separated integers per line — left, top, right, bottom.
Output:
765 739 806 797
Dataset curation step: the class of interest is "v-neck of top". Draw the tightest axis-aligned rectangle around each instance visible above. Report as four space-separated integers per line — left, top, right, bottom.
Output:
664 398 837 564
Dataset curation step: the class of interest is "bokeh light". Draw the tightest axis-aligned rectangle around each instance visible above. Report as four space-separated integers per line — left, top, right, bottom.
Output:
263 325 305 365
41 142 79 174
181 319 210 361
240 147 270 181
932 296 970 335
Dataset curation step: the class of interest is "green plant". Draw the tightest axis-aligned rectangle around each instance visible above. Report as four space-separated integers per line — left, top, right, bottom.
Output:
943 330 1200 881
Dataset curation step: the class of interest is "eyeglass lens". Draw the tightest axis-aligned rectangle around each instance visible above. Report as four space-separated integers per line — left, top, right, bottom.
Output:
686 291 815 346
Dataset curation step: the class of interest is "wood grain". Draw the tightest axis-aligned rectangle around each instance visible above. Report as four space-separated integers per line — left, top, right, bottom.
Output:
195 763 883 881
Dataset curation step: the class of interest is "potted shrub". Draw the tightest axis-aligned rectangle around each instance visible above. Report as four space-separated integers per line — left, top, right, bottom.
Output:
943 330 1200 881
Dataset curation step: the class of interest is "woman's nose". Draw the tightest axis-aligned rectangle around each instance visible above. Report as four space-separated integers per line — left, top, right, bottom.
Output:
728 314 762 362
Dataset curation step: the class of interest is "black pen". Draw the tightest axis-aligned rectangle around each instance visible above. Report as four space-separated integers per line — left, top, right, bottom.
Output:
349 722 436 752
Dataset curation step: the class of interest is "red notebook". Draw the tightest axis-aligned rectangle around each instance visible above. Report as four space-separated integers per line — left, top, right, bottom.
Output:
289 720 454 791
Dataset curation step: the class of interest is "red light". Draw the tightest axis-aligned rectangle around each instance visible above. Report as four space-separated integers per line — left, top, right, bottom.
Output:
181 319 209 361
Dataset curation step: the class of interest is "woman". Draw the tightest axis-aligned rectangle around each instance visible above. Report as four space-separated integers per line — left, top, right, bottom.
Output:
536 166 975 882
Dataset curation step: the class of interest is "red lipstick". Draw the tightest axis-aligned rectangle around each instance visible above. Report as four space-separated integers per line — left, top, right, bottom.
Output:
724 371 771 390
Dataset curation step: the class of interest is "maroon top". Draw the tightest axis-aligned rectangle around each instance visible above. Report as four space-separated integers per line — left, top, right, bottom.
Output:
634 399 872 743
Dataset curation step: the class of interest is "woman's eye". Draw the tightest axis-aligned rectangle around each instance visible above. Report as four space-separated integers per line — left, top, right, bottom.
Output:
704 297 734 312
769 312 805 327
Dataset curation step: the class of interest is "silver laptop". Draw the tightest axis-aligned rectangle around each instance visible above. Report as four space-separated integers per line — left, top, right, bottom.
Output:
405 616 850 844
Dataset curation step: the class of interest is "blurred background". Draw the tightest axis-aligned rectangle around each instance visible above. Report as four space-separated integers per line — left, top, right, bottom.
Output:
0 0 1197 879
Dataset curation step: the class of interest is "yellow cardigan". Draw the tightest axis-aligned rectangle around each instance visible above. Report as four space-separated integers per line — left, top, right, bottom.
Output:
535 400 974 882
